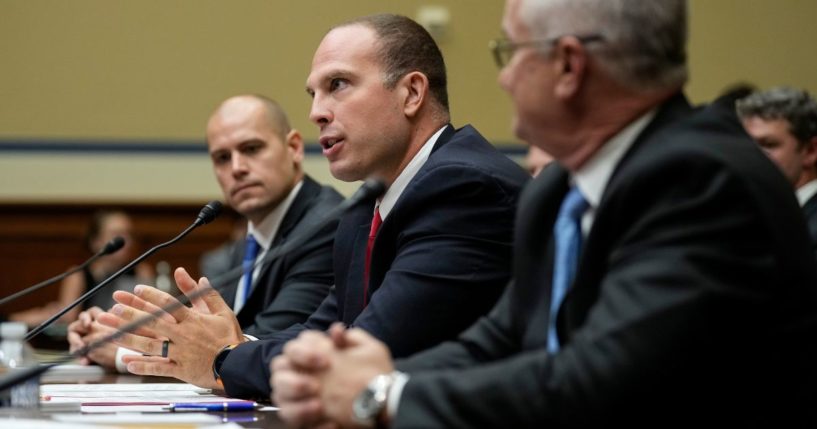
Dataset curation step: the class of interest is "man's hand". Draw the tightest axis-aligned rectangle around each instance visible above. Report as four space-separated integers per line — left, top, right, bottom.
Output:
67 307 103 366
67 306 118 368
273 323 395 429
319 325 394 428
272 330 336 428
69 305 174 369
96 267 244 389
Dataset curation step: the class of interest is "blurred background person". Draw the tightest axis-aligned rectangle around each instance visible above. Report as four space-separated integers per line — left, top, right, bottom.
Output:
9 210 153 327
737 86 817 249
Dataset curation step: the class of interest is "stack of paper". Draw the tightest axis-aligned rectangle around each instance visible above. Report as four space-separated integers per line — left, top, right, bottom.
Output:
40 383 246 413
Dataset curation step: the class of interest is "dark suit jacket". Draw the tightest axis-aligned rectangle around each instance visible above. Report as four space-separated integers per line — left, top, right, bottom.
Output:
211 175 343 337
802 191 817 253
220 124 529 399
394 94 817 427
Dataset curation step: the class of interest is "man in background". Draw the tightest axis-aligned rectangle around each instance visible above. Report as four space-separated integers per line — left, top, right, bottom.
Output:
68 94 343 368
737 86 817 250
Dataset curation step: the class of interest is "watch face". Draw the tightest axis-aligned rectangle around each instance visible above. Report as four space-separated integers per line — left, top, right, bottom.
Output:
353 388 379 420
353 374 392 423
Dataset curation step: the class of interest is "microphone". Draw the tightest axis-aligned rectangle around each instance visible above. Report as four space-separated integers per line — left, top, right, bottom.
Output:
195 201 222 226
0 180 385 393
0 236 126 308
24 201 223 341
0 260 231 393
208 177 387 290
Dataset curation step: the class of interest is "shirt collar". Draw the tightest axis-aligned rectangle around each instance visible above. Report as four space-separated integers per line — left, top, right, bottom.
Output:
377 125 447 219
247 180 304 249
797 179 817 206
573 110 656 209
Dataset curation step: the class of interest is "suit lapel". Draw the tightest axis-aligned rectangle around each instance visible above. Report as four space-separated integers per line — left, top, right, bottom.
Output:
561 93 693 339
364 124 456 303
216 242 243 309
339 201 375 324
236 177 321 316
516 166 570 345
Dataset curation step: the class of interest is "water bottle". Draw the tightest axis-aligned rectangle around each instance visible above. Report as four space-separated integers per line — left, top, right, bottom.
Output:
155 260 173 293
0 322 40 408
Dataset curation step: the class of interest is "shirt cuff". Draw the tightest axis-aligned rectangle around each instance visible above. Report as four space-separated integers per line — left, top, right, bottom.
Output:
115 347 140 373
243 334 258 341
386 370 410 420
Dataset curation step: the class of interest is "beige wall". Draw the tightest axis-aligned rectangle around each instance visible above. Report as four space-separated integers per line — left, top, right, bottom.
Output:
1 0 815 201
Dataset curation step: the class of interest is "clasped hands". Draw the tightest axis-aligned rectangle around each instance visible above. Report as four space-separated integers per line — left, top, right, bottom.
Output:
85 267 245 389
272 323 395 429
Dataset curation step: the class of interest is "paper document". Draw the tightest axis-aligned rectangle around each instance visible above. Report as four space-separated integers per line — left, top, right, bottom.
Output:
41 383 247 413
41 364 106 382
53 413 241 426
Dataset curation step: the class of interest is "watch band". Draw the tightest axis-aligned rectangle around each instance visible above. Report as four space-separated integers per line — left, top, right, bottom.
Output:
212 343 239 382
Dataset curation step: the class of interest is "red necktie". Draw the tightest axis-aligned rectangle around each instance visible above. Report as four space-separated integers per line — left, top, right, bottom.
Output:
363 208 383 306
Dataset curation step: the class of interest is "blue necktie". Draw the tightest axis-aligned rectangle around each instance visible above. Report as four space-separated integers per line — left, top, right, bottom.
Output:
238 234 260 310
547 186 589 353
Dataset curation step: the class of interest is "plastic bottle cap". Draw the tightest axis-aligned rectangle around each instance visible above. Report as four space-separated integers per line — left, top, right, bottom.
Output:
0 322 28 339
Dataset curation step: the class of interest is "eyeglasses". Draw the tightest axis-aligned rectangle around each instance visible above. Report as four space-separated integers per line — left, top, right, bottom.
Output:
488 34 604 69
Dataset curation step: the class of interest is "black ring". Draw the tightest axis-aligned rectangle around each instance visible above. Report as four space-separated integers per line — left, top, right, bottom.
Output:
162 340 170 358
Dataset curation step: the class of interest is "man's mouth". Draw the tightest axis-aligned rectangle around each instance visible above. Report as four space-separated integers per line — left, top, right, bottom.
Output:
231 183 259 196
320 137 344 150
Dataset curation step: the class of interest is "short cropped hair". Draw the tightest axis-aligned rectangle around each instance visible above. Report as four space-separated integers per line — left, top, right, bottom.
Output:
338 14 450 114
249 94 292 139
736 87 817 145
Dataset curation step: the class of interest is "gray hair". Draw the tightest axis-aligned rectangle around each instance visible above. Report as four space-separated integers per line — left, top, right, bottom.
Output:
519 0 688 92
736 87 817 144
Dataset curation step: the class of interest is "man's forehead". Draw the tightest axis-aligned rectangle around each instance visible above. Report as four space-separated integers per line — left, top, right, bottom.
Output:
308 26 377 77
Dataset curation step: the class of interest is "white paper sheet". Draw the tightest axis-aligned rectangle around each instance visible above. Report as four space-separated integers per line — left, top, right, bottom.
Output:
41 383 244 410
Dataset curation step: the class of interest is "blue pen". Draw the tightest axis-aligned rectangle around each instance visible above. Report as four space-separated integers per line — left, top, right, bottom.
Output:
166 401 259 412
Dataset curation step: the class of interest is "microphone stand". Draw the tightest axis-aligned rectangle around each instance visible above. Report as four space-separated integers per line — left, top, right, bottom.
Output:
24 202 222 341
0 179 384 393
0 278 214 393
0 237 125 308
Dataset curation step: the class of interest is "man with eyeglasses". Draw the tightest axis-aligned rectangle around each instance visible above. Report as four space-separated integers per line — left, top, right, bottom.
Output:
273 0 817 427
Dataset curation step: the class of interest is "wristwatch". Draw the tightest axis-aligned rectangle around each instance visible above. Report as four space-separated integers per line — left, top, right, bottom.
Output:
212 343 239 382
353 373 395 426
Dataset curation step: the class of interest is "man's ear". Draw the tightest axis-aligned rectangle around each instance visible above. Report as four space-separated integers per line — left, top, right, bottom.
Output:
802 136 817 168
553 37 589 100
285 129 304 164
400 71 429 118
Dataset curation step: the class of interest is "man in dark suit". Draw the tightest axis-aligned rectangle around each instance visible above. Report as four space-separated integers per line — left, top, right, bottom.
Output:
737 87 817 251
95 14 527 396
67 94 342 369
272 1 817 427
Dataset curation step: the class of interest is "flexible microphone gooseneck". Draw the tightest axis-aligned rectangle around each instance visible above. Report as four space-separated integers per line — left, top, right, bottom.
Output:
24 201 223 342
0 237 126 308
207 178 387 290
0 179 386 394
0 275 218 393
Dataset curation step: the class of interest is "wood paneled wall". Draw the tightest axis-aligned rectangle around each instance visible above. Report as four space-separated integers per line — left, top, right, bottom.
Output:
0 203 239 316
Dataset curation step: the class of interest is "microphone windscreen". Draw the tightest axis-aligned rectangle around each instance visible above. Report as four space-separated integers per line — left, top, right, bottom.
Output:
196 201 223 225
102 236 126 255
358 178 387 201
